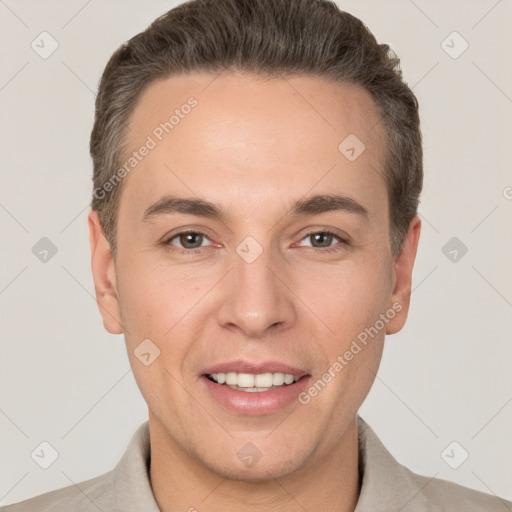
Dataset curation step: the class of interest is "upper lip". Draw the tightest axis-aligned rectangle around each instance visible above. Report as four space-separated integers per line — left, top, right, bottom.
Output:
201 360 309 378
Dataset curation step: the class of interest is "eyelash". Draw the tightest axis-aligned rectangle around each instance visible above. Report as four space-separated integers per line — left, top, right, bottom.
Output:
162 229 349 255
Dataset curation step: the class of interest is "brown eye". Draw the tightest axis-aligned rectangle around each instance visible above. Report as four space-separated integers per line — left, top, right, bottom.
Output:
178 232 204 249
309 232 335 248
164 231 211 252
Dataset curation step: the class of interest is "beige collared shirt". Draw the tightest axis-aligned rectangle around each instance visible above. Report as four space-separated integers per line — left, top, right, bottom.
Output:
3 416 510 511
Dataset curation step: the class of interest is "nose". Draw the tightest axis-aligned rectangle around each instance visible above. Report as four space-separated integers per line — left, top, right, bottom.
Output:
216 247 297 338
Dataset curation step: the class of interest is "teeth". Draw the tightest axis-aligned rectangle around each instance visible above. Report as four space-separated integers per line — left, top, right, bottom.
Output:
272 373 285 385
237 373 255 387
209 371 298 390
255 373 273 387
226 372 237 385
284 374 294 384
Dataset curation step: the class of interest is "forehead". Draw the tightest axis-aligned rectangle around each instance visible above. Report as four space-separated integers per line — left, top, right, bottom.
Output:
119 71 388 224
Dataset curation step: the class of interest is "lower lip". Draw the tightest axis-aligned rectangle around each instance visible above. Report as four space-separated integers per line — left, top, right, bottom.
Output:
201 375 311 416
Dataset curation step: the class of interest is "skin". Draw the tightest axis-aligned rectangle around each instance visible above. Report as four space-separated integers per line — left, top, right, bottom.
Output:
88 71 421 512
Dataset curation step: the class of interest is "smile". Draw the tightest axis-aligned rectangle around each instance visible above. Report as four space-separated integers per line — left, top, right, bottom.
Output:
201 368 311 415
206 371 299 392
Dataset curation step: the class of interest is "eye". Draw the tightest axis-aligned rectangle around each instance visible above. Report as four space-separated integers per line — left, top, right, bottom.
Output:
163 230 213 253
162 229 349 255
296 230 348 253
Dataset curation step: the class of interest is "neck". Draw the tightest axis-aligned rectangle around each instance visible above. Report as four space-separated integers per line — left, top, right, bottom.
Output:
148 415 361 512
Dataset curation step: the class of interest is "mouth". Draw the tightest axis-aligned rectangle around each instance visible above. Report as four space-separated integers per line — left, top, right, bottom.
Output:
200 362 311 415
205 371 302 392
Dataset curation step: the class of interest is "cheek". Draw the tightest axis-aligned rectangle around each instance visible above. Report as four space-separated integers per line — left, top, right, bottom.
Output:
116 257 193 335
116 261 205 379
117 267 197 411
302 258 390 334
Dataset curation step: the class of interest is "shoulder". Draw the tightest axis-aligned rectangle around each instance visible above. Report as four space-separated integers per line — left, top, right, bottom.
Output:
1 421 156 512
0 470 116 512
356 416 511 511
404 465 512 511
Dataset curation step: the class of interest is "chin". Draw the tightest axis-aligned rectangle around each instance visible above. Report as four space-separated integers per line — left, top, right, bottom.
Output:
205 456 303 483
193 435 317 484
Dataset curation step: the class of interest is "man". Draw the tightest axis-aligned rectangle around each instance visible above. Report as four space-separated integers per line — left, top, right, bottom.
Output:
3 0 510 510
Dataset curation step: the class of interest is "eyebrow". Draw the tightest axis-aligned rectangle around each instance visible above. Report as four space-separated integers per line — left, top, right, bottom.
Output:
141 193 369 223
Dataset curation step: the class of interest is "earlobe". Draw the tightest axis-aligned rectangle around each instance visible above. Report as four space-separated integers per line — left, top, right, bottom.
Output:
88 210 124 335
385 215 421 335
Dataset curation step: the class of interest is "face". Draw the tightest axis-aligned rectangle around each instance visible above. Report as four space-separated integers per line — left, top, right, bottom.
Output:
89 71 420 481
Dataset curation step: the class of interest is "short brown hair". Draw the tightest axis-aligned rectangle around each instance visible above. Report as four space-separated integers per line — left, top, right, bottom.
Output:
90 0 422 258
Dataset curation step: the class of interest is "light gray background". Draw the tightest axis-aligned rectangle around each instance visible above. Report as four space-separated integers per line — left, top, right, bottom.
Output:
1 0 511 507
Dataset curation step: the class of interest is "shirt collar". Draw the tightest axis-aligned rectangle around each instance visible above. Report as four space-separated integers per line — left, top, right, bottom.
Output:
113 420 160 512
354 415 431 511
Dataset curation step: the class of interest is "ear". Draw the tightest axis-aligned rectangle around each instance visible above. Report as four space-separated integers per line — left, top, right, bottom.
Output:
385 215 421 335
88 210 124 334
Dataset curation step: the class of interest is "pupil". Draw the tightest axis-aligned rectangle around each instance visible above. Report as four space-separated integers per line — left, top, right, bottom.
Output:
181 233 202 248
